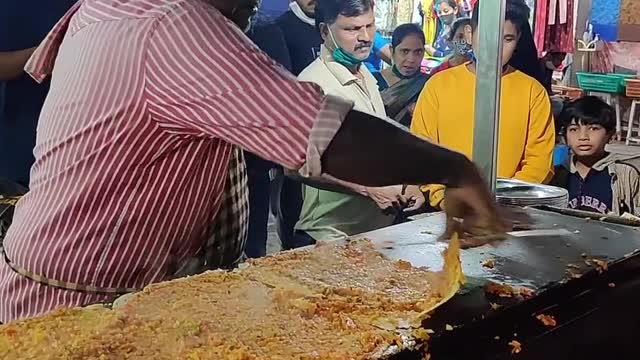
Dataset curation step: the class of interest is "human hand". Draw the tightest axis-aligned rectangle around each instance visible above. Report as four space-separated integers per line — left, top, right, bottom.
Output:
366 185 405 211
402 185 426 212
440 171 510 248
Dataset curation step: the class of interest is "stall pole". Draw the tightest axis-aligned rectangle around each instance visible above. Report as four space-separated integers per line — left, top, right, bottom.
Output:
472 0 506 193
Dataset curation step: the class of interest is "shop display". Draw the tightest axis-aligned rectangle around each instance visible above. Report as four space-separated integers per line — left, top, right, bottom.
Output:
0 238 463 359
590 0 621 42
544 0 575 53
618 0 640 42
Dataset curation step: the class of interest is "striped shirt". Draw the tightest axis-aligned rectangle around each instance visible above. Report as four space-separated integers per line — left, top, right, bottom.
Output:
0 0 352 323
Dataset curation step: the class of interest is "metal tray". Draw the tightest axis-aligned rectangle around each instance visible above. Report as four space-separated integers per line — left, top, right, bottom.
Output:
496 179 568 207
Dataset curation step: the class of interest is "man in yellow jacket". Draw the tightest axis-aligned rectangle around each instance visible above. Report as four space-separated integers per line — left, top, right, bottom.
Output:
410 0 555 210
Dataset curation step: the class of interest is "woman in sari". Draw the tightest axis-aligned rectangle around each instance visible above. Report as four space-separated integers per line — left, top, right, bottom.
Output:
373 24 429 127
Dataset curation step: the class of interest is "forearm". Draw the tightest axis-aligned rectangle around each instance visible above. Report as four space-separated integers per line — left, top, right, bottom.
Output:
0 48 36 81
321 110 477 188
284 169 365 196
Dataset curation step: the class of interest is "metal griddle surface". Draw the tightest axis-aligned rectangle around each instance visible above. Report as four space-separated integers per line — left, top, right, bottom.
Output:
354 207 640 360
355 207 640 289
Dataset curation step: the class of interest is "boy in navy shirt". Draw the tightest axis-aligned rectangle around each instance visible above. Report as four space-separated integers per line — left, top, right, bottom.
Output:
551 96 640 216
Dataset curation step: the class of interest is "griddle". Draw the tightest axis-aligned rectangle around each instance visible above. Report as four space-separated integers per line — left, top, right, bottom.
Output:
353 207 640 360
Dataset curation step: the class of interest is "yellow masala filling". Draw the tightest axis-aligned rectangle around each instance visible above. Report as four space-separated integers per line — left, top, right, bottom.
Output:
0 237 464 360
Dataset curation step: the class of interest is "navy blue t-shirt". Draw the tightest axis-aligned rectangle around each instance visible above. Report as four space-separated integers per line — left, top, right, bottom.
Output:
567 169 613 214
0 1 77 187
276 11 322 76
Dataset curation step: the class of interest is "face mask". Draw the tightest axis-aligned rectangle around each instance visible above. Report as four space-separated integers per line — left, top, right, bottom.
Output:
453 40 474 58
328 28 363 68
440 14 455 25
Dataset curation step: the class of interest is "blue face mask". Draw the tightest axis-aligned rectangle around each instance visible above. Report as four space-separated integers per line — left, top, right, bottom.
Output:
328 29 363 68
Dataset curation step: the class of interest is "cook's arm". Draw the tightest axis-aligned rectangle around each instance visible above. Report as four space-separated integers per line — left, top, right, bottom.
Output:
320 110 474 187
284 169 363 196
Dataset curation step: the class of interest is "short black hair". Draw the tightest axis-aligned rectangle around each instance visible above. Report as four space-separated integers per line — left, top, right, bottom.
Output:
471 0 530 33
435 0 458 9
559 96 616 135
391 23 425 48
449 17 471 42
315 0 374 32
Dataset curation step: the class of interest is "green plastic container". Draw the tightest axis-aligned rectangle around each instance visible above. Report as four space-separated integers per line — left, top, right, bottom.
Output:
576 72 636 94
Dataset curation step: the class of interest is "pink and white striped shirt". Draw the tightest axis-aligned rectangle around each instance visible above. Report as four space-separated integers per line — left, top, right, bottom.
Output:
0 0 351 323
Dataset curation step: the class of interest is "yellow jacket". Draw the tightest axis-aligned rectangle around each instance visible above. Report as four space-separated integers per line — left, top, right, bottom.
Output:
411 65 555 209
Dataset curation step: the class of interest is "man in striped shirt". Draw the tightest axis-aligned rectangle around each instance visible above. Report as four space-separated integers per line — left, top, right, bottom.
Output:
0 0 504 323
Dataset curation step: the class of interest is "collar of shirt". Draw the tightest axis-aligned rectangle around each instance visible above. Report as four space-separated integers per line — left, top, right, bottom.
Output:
312 45 384 118
319 45 368 87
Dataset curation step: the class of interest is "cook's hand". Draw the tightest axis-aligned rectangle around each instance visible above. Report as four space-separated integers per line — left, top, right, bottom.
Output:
441 174 510 249
402 185 426 212
366 185 405 211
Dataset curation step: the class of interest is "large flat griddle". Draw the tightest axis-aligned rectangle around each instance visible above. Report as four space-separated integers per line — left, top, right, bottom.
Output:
353 207 640 360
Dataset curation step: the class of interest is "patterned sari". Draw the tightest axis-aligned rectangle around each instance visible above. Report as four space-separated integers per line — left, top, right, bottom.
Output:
379 73 430 127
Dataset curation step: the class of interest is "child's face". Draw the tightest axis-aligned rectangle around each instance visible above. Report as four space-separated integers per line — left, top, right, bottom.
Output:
565 120 612 157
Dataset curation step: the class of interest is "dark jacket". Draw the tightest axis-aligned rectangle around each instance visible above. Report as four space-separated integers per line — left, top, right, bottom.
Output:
550 153 640 216
276 11 322 76
245 18 292 173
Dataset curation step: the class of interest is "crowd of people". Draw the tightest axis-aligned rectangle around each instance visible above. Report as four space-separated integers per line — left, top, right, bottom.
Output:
0 0 640 324
241 0 640 255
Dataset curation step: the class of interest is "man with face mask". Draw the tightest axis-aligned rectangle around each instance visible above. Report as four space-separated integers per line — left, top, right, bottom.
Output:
0 0 505 323
291 0 424 247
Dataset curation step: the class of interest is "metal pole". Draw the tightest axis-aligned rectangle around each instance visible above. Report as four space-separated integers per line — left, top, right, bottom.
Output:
472 0 506 193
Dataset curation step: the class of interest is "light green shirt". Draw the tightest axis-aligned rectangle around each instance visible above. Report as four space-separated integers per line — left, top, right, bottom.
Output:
295 46 394 241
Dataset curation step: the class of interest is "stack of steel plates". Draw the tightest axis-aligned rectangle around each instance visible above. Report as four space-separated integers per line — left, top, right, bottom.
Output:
496 178 569 207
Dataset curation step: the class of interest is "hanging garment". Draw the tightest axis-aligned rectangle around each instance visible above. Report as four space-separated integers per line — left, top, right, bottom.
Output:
534 0 549 57
548 0 568 25
397 0 415 25
421 0 437 48
548 0 556 25
618 0 640 42
559 0 568 24
375 0 396 33
548 0 573 25
545 0 575 53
